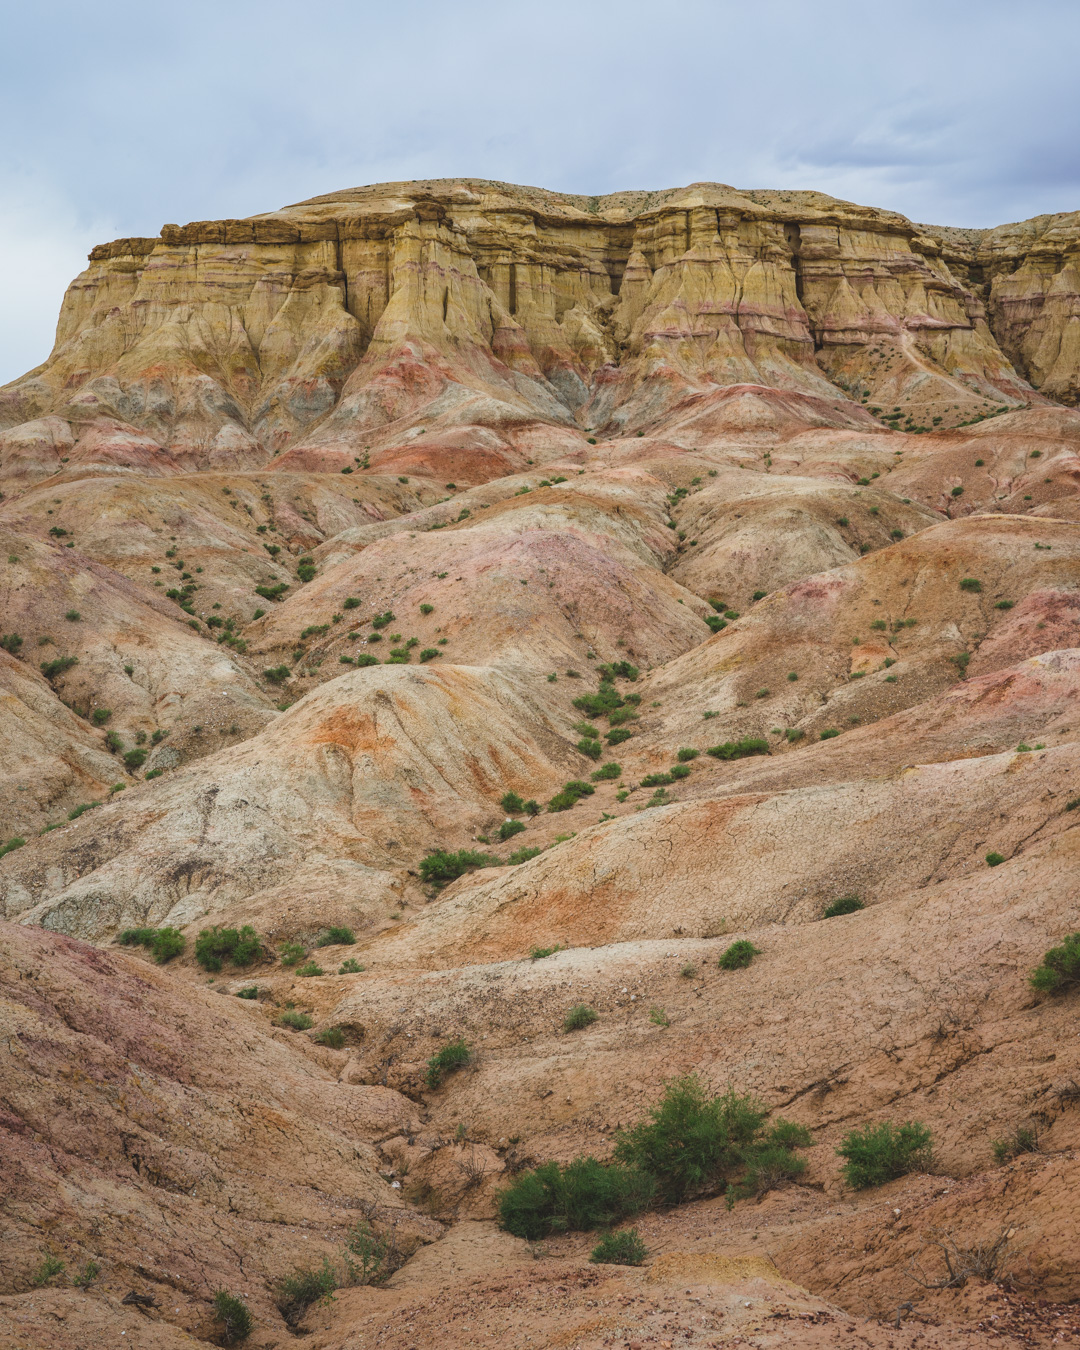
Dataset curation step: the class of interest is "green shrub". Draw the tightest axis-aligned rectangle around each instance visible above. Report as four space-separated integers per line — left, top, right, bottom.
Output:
354 652 379 667
213 1290 254 1344
718 940 760 970
820 728 840 740
31 1255 65 1286
278 941 306 967
119 926 155 947
255 583 289 601
1029 932 1080 995
706 737 769 761
500 790 526 814
959 577 982 592
418 647 439 662
275 1258 337 1326
123 748 148 769
530 944 563 960
278 1011 314 1031
508 846 541 864
262 665 291 684
676 747 699 762
371 610 395 629
596 660 639 681
195 925 262 972
41 656 78 679
823 895 864 918
315 1026 347 1049
572 684 624 718
0 632 23 655
419 603 434 615
499 819 526 841
605 727 633 745
425 1038 472 1088
296 558 316 583
91 708 111 725
995 600 1014 610
577 737 602 760
296 960 324 977
68 800 101 820
419 848 497 886
985 852 1006 867
837 1120 933 1189
237 987 259 999
151 928 185 962
343 597 360 609
607 707 639 727
590 1229 648 1265
65 609 81 622
992 1126 1039 1164
497 1156 655 1240
669 764 691 780
613 1075 808 1205
72 1260 100 1288
591 762 621 781
563 1003 598 1031
641 771 673 788
0 835 26 860
339 958 364 973
315 926 355 947
548 780 595 812
343 1218 390 1285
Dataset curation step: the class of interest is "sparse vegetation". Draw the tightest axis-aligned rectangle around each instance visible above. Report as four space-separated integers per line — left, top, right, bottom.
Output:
1029 932 1080 995
278 1011 314 1031
315 926 355 946
118 926 185 962
718 940 760 970
706 737 769 760
823 895 864 918
419 848 498 886
195 925 262 972
275 1257 338 1326
590 1228 648 1265
992 1125 1039 1164
548 780 595 812
497 1156 655 1239
213 1290 254 1344
563 1003 598 1031
339 958 364 973
425 1038 472 1088
837 1120 933 1189
31 1255 65 1286
959 577 982 592
315 1026 347 1048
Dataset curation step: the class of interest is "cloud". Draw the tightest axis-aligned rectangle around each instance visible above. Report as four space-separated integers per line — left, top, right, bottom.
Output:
2 0 1079 384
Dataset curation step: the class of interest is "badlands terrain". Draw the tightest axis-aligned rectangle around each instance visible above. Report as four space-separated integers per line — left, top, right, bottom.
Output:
1 178 1079 1348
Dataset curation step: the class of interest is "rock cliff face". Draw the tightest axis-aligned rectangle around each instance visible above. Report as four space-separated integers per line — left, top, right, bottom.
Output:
4 180 1080 489
2 179 1080 1350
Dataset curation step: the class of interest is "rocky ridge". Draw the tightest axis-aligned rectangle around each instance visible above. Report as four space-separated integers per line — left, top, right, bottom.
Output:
1 179 1079 1349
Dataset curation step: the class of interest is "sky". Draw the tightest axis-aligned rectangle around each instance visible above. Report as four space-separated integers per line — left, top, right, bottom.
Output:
2 0 1079 385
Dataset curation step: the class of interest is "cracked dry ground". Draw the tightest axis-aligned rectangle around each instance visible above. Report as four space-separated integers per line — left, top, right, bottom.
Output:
2 177 1080 1348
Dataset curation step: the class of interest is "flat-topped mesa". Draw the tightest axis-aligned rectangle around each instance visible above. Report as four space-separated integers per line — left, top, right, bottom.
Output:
2 179 1078 484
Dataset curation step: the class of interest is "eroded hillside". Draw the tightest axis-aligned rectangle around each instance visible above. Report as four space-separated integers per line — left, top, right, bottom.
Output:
1 179 1079 1350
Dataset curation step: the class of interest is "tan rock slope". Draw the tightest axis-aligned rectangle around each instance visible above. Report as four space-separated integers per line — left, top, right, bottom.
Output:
2 179 1080 1349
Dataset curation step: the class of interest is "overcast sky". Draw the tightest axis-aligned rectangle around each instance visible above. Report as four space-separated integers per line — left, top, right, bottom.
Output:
3 0 1078 385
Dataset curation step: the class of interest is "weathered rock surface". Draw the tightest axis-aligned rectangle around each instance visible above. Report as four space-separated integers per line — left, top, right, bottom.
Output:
2 177 1080 1350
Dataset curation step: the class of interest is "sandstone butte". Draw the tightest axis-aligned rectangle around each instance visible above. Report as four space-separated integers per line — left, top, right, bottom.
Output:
0 178 1079 1349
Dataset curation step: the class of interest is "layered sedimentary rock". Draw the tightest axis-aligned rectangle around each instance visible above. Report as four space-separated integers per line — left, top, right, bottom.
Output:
6 180 1080 494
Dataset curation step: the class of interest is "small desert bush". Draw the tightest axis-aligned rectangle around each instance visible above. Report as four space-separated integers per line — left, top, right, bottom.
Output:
499 818 526 841
823 895 864 918
419 848 498 886
591 761 621 780
718 940 760 970
212 1289 254 1344
500 790 526 813
613 1075 810 1205
497 1156 655 1240
31 1255 65 1286
118 926 185 963
296 960 324 977
343 1218 390 1285
548 780 595 812
706 737 769 761
236 987 259 999
1029 932 1080 995
959 577 982 592
563 1003 598 1031
508 845 541 865
275 1258 337 1326
315 1026 347 1049
195 925 262 972
676 747 699 762
590 1228 648 1265
278 941 306 966
315 926 355 947
278 1011 314 1031
837 1120 933 1189
529 944 562 960
425 1038 472 1088
339 958 364 973
992 1125 1039 1164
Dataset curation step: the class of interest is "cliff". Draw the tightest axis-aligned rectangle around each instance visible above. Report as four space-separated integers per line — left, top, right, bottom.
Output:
3 180 1078 484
